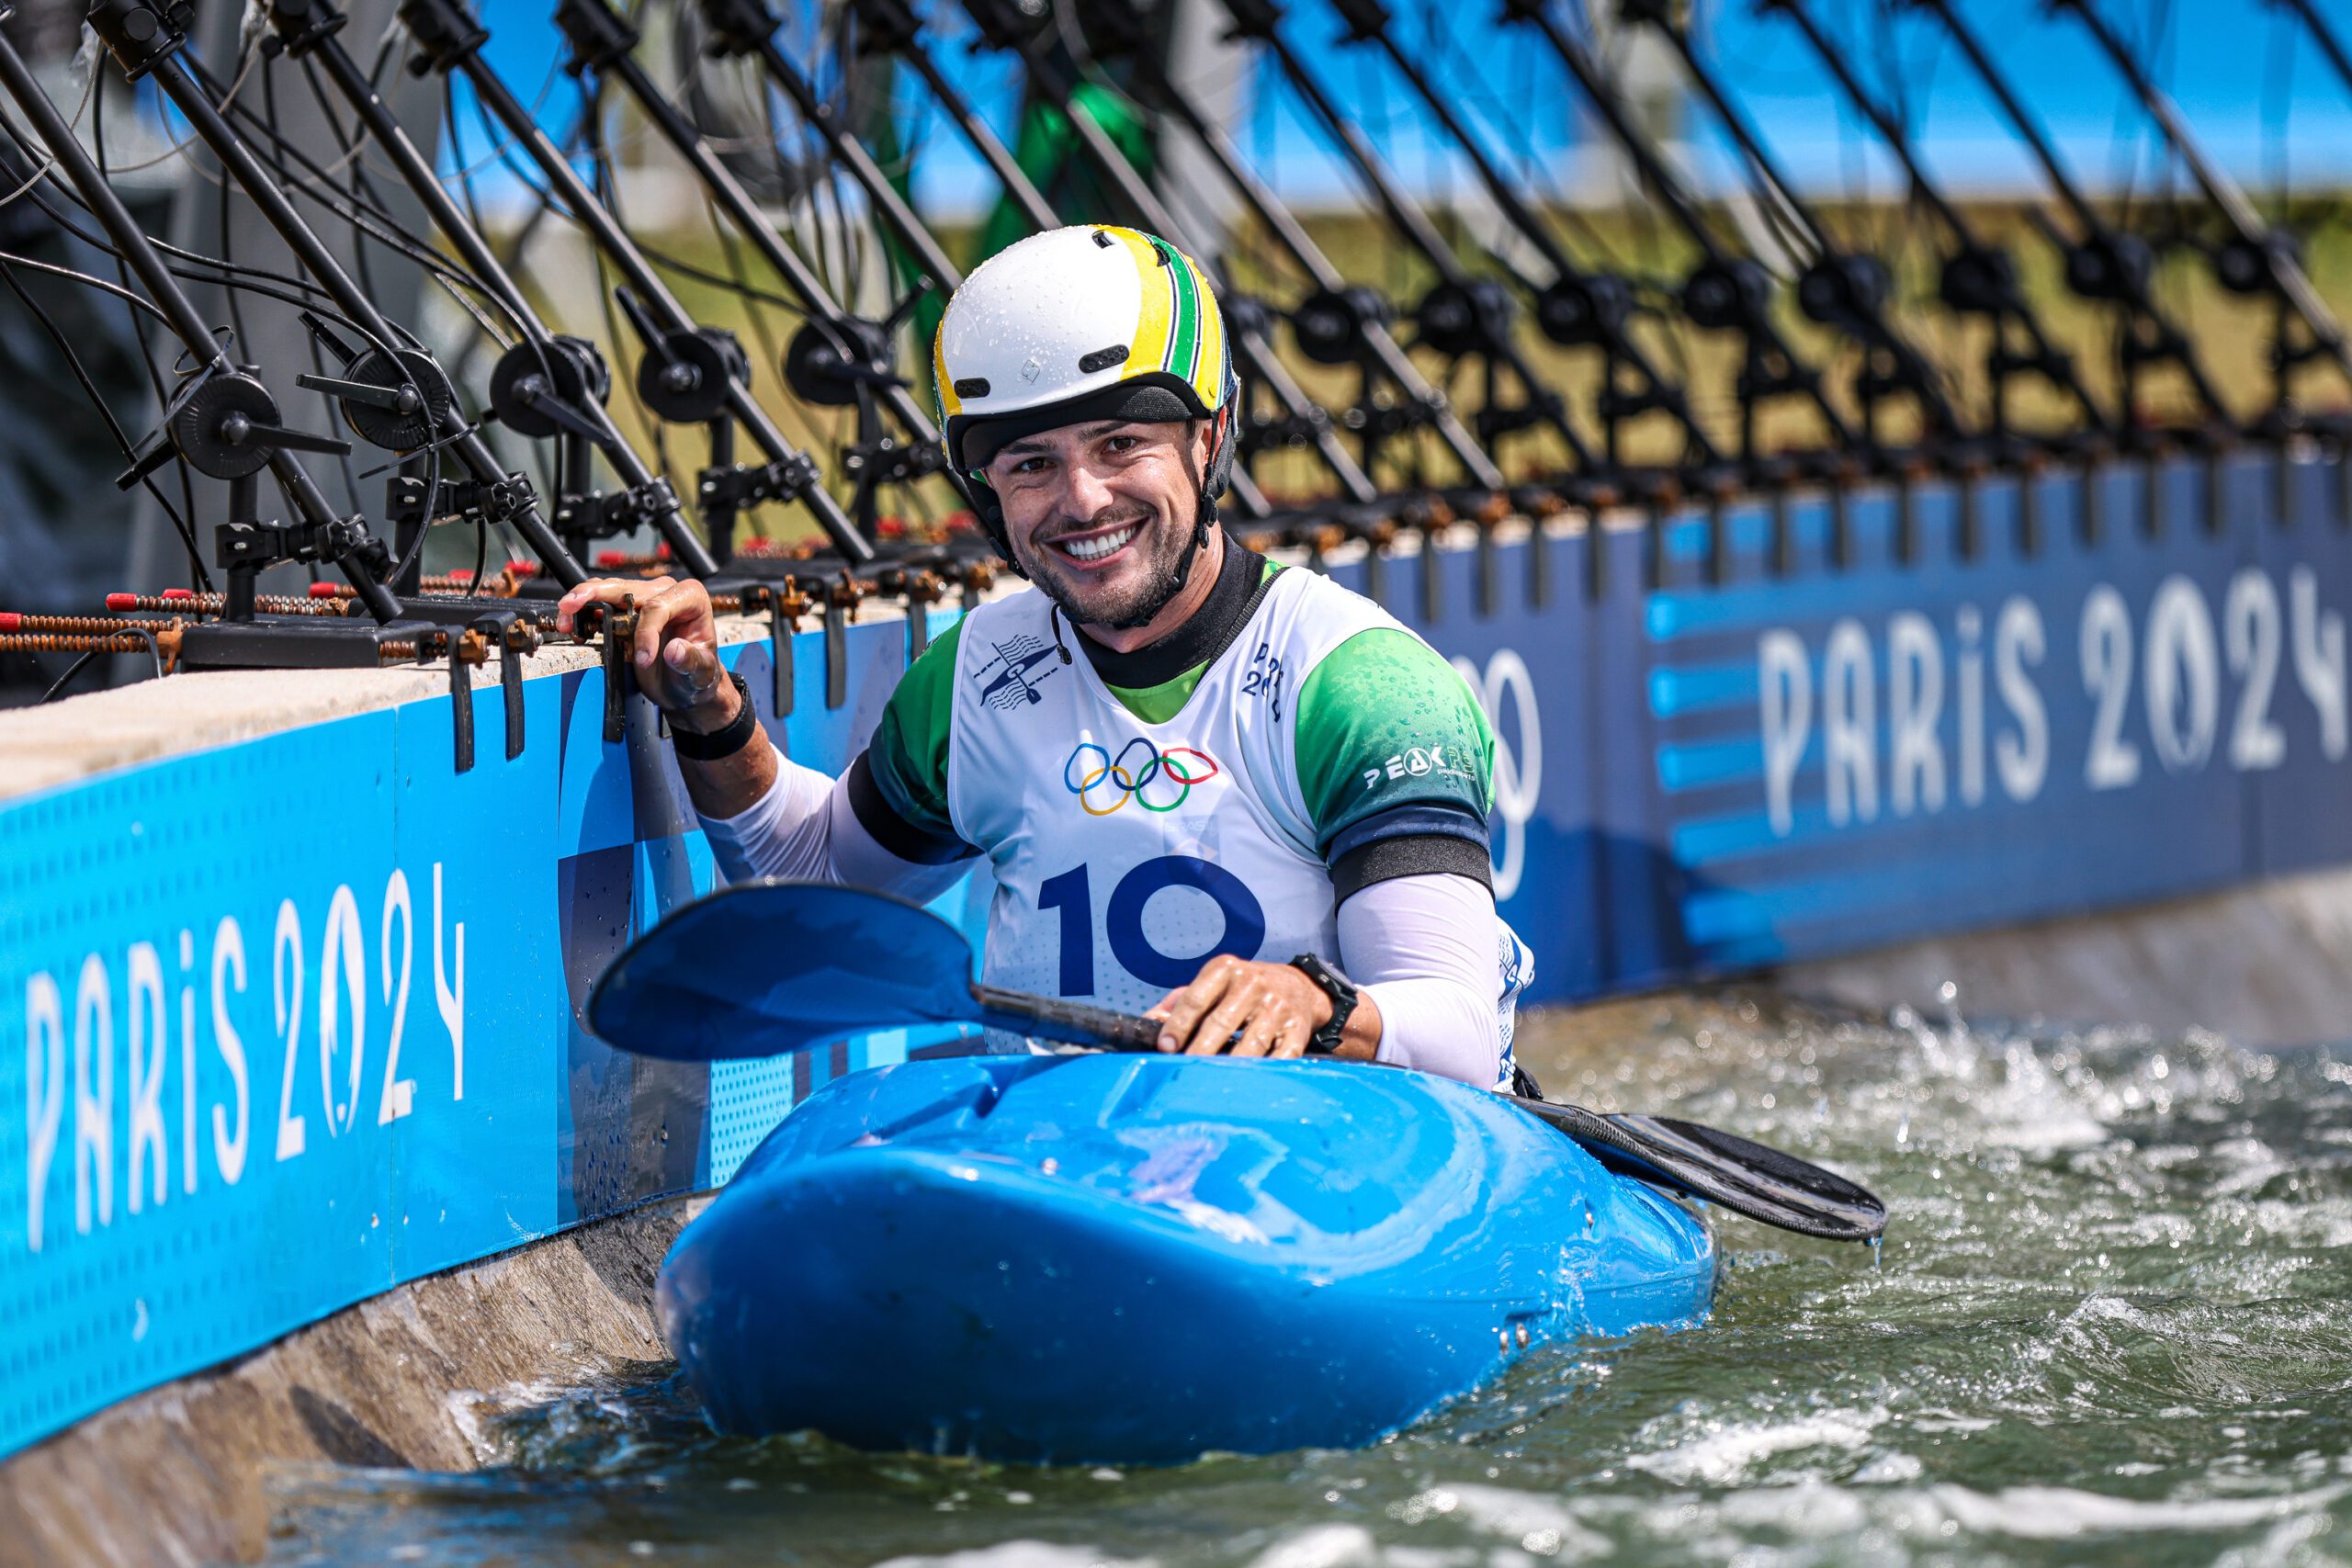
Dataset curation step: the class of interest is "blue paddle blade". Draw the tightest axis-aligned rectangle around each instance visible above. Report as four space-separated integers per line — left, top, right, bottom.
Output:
587 881 983 1061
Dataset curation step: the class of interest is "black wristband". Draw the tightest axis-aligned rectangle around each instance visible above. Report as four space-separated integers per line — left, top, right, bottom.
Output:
670 671 759 761
1288 953 1358 1056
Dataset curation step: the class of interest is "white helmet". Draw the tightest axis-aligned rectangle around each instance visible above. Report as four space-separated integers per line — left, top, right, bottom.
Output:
934 224 1239 560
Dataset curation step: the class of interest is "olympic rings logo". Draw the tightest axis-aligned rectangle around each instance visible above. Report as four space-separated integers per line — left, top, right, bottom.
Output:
1064 738 1222 816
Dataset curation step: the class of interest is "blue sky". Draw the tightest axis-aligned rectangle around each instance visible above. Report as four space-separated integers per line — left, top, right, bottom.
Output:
455 0 2352 216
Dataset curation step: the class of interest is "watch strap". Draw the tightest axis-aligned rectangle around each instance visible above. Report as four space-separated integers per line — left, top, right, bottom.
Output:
1288 953 1357 1056
670 671 759 761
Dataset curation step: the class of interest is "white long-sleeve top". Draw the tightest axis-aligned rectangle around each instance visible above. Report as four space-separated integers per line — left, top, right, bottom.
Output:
698 745 1507 1089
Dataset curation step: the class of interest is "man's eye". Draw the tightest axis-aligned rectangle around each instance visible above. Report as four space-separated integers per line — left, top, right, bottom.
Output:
1008 457 1049 476
1103 434 1141 454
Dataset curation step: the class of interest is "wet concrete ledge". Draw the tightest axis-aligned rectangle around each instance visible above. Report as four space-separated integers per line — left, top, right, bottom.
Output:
1786 861 2352 1049
0 1194 706 1567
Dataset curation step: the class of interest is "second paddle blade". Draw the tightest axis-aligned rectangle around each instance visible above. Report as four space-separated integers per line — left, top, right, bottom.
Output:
588 881 981 1061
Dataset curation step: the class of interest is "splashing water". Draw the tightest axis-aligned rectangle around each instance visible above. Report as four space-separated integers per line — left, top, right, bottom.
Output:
265 992 2352 1566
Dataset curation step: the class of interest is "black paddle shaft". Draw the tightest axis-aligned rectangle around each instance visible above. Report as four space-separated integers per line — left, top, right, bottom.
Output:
971 984 1166 1053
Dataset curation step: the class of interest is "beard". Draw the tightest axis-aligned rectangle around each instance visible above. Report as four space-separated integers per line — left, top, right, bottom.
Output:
1013 504 1204 632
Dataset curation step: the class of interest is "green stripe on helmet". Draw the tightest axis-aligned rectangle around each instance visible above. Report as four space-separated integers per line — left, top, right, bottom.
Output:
1152 237 1201 388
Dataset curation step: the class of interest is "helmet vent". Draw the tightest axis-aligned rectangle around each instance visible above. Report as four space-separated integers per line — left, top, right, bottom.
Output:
1091 230 1114 248
954 377 991 399
1077 344 1129 374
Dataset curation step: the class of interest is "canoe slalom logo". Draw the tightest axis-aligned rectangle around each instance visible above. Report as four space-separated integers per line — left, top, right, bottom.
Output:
972 635 1060 710
1065 738 1221 816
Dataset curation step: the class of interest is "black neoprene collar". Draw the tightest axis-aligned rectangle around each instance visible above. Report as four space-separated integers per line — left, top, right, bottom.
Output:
1075 532 1273 690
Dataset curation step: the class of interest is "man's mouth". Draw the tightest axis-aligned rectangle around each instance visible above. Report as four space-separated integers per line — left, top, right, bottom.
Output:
1047 521 1141 566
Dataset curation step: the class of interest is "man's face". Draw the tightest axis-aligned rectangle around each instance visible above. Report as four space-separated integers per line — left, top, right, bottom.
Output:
984 419 1211 630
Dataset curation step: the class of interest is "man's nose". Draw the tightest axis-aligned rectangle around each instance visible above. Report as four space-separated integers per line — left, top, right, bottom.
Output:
1051 460 1118 519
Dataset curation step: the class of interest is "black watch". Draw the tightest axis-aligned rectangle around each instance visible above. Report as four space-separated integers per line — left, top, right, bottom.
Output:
670 671 759 761
1288 953 1358 1056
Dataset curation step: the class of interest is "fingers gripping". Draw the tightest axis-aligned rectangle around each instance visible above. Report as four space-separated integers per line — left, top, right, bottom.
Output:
554 576 727 714
1152 953 1242 1053
1149 956 1322 1060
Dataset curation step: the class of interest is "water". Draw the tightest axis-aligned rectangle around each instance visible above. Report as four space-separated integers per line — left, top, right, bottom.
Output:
264 991 2352 1566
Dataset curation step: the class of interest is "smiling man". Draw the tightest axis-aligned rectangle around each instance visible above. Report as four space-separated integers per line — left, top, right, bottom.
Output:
558 225 1532 1089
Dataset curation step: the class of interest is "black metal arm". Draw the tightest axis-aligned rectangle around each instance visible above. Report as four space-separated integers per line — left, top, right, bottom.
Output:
1758 0 2111 445
550 0 966 536
0 21 407 625
2046 0 2352 429
876 0 1382 507
1617 0 1963 456
1206 0 1601 480
1326 0 1721 472
261 0 716 581
1905 0 2234 435
1493 0 1859 469
969 0 1508 492
398 0 870 568
79 0 596 592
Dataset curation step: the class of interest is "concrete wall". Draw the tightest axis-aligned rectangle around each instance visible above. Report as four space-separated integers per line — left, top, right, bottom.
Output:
1785 863 2352 1049
0 1193 703 1567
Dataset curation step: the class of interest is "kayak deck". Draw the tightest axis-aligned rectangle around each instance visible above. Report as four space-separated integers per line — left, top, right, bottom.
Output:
659 1054 1716 1463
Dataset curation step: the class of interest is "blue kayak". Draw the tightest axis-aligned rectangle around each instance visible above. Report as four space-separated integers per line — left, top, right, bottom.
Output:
658 1053 1717 1463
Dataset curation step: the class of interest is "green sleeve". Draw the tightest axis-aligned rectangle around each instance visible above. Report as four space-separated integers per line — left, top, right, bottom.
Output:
861 616 966 846
1293 627 1495 854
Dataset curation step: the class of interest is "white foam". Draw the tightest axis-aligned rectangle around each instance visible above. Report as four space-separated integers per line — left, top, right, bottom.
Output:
1244 1524 1379 1568
1625 1408 1884 1485
1712 1481 1871 1535
872 1544 1155 1568
1437 1484 1613 1557
1927 1484 2346 1540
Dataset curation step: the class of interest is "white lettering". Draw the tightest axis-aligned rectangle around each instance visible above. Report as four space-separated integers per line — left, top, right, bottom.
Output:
1887 612 1947 817
379 871 414 1124
2290 566 2347 760
25 974 63 1253
74 953 112 1235
1758 629 1811 838
179 931 197 1196
1994 596 2049 803
126 942 167 1214
1957 605 1985 807
212 917 248 1186
434 864 465 1101
2224 568 2286 771
275 900 306 1162
1823 619 1878 827
2143 574 2219 773
2082 586 2141 790
320 885 366 1137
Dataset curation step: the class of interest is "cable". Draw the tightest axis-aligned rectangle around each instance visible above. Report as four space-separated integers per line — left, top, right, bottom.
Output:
0 255 212 587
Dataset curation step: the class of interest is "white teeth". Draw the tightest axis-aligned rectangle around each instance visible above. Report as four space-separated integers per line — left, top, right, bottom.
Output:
1060 525 1136 562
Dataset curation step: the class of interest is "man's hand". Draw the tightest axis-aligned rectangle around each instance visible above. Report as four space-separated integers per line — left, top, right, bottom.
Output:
554 575 738 732
1146 955 1378 1061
